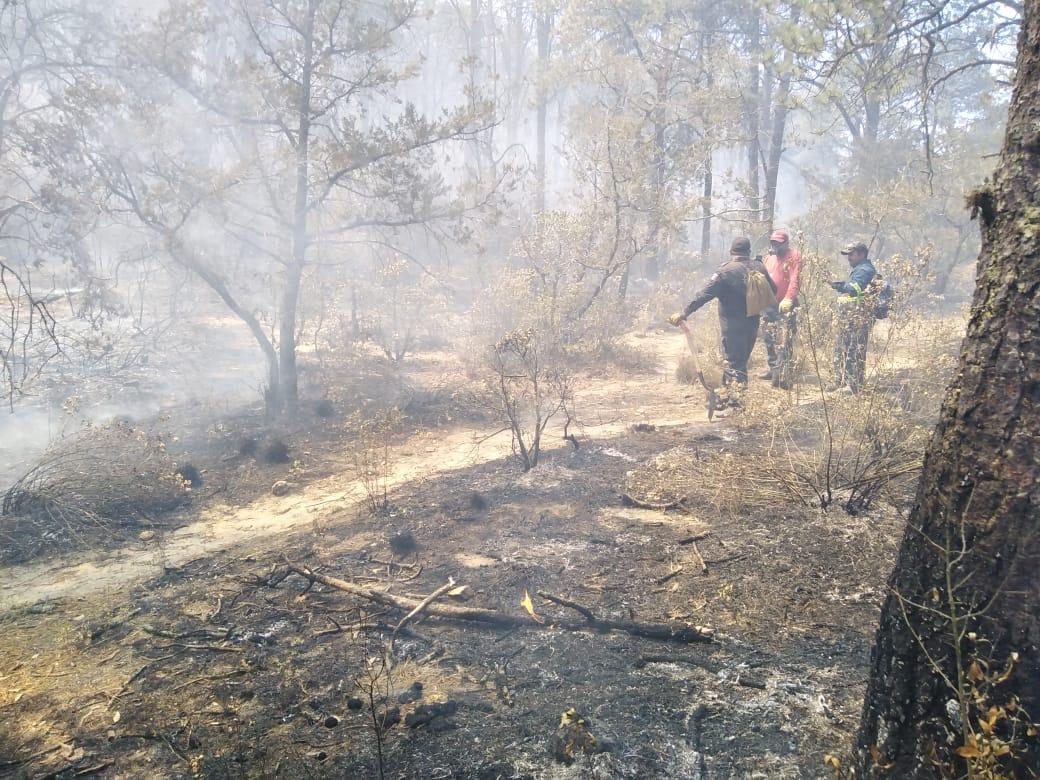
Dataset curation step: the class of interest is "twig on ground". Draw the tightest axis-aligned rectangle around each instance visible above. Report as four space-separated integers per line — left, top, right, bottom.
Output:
654 567 684 585
162 643 243 654
170 669 248 693
677 532 710 545
393 578 456 640
622 494 682 510
140 624 227 641
690 543 708 574
537 591 598 622
74 761 113 776
315 616 343 637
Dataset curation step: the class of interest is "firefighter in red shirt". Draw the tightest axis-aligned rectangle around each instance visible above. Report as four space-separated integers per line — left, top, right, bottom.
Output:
758 228 802 384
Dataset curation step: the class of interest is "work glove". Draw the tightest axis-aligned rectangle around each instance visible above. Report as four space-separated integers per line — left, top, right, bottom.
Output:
778 298 794 315
829 281 845 291
668 311 686 327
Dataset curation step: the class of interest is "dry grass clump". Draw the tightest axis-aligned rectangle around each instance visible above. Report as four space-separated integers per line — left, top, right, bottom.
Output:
674 355 699 385
623 445 787 516
1 421 189 563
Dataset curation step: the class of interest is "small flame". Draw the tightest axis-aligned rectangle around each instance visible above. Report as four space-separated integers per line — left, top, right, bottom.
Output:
521 590 544 623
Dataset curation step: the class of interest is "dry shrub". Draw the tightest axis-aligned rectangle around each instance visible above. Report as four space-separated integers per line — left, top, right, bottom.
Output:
1 421 189 563
483 328 571 471
623 444 787 517
346 408 402 512
729 250 962 514
596 340 659 373
738 390 934 513
466 210 634 366
674 354 699 385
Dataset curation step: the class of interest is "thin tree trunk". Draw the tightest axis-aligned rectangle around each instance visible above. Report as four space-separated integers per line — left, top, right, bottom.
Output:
701 155 712 258
165 238 282 413
856 4 1040 776
700 35 713 259
535 12 550 212
762 11 798 232
745 11 761 224
646 70 667 281
282 1 317 413
932 227 969 296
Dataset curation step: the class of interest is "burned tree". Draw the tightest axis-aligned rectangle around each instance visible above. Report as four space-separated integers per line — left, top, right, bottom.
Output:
855 1 1040 776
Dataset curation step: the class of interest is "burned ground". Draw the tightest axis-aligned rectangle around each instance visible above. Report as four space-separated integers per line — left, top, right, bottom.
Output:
0 332 908 779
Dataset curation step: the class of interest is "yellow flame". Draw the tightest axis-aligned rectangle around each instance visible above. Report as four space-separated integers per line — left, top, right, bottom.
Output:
521 590 544 623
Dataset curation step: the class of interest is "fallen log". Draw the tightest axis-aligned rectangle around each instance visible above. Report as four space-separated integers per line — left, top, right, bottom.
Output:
286 563 713 643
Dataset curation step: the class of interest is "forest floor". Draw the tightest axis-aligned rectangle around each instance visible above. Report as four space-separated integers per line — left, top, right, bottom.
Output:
0 328 906 779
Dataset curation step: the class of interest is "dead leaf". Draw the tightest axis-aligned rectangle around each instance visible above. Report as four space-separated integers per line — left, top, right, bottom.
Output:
956 736 981 759
111 710 121 724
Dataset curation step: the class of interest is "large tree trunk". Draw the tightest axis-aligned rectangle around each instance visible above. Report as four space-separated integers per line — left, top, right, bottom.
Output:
855 4 1040 777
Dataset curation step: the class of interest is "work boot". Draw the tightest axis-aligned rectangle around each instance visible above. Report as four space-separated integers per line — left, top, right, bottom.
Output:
757 369 774 381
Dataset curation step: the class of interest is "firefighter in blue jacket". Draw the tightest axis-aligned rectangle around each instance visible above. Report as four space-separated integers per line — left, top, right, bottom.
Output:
830 241 877 393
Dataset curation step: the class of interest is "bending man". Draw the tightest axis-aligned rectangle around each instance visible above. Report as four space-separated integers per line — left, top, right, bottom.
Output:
670 237 776 392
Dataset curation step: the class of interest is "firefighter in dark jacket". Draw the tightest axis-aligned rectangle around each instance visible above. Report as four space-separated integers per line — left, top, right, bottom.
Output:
830 241 877 393
669 237 776 389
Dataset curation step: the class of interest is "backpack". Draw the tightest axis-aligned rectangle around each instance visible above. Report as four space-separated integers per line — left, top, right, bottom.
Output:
745 268 776 317
867 273 895 319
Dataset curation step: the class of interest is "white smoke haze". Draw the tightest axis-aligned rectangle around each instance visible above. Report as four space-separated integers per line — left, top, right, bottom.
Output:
0 0 1013 483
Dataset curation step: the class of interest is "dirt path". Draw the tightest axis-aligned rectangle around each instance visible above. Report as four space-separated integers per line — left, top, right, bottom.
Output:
0 330 703 612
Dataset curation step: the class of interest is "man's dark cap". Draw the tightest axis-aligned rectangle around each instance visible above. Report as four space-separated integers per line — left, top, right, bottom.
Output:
840 241 869 255
730 237 752 256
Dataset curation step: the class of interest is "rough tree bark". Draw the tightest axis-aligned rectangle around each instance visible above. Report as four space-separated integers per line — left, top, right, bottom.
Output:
855 3 1040 776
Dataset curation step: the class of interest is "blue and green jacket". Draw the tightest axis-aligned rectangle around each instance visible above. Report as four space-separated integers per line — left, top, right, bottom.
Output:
834 260 877 300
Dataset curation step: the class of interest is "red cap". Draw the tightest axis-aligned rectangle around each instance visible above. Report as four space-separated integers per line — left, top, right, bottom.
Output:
770 228 789 244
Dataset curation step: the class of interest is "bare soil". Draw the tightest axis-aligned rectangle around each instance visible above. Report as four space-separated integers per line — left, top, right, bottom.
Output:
0 330 904 779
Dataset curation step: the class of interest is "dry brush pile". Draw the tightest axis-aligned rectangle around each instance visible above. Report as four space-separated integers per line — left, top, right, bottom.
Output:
1 421 190 563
